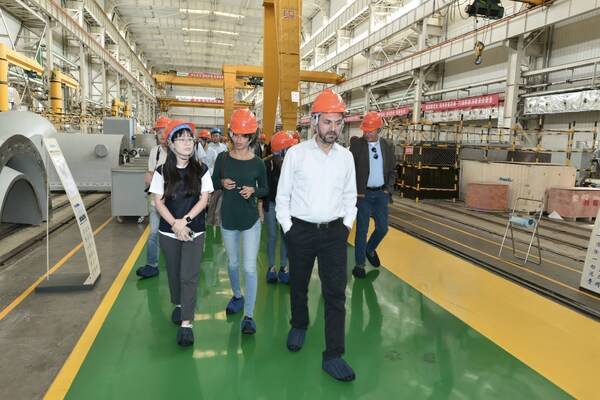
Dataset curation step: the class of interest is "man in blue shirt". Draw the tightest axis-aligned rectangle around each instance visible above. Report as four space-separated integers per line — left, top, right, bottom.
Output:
349 112 396 278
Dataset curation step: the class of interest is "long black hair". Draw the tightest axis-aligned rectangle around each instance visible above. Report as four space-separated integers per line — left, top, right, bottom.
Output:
162 128 207 199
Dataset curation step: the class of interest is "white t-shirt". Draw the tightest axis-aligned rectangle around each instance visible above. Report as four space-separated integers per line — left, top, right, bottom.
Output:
194 142 207 164
148 145 167 172
149 166 214 239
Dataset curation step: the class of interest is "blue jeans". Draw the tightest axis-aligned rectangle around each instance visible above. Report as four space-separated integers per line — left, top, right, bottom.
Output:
265 201 287 268
354 190 389 266
221 219 261 318
146 205 160 267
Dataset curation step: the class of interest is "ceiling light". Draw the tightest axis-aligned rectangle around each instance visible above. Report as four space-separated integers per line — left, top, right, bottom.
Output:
213 30 239 36
182 27 238 36
213 11 244 19
180 9 210 15
184 40 234 47
182 27 209 32
180 9 245 19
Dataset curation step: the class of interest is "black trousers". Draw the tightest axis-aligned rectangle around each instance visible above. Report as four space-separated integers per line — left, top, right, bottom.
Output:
159 234 205 321
285 217 349 360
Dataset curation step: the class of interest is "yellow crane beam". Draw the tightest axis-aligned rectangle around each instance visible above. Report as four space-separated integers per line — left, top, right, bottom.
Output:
0 43 44 112
158 97 251 112
154 73 251 89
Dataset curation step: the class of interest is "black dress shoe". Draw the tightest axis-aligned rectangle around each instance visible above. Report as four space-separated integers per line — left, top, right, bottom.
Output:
366 251 380 267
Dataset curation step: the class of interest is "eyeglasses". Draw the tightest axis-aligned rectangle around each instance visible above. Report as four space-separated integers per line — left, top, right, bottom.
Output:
173 137 195 143
371 146 379 159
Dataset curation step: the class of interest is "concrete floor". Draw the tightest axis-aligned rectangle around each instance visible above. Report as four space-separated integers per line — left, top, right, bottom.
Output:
0 199 145 399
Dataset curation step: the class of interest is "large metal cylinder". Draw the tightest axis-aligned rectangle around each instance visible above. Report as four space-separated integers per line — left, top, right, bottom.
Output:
0 111 56 224
50 77 63 114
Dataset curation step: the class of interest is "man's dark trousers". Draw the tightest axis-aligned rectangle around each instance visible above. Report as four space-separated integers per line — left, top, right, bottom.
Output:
286 218 348 360
355 189 389 266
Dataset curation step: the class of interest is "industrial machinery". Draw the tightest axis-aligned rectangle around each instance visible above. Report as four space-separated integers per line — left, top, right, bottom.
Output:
46 133 127 192
0 111 55 225
466 0 505 19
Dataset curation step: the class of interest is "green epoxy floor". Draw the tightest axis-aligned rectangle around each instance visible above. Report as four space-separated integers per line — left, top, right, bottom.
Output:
65 226 571 399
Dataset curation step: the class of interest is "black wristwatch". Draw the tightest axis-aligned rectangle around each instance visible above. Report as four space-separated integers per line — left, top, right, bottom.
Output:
185 215 192 224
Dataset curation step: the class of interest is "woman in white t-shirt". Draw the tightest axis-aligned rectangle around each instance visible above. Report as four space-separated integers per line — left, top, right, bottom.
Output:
149 120 214 347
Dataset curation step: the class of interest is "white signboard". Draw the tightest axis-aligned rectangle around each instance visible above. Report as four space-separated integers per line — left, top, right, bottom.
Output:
580 208 600 294
291 91 300 103
44 138 101 284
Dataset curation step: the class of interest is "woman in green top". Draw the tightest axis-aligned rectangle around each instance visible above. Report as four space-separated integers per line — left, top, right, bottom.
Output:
212 109 268 335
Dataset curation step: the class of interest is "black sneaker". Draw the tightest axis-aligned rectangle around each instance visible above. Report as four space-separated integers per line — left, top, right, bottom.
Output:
366 251 381 268
136 265 159 279
241 316 256 335
286 327 306 352
177 326 194 347
171 307 182 325
352 266 366 279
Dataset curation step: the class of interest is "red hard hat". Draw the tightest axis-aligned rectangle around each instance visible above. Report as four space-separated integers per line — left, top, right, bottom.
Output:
270 131 298 153
360 111 383 132
154 115 170 129
311 89 346 114
198 129 211 139
230 108 258 134
163 119 194 142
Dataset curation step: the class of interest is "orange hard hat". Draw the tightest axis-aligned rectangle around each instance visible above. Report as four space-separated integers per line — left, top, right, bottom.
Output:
229 108 258 134
360 111 383 132
270 131 298 153
198 129 211 139
163 119 194 142
187 122 196 135
154 115 170 129
311 89 346 114
259 133 266 141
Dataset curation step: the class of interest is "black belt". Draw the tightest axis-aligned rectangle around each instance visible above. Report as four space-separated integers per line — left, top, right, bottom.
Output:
366 185 386 191
292 217 342 230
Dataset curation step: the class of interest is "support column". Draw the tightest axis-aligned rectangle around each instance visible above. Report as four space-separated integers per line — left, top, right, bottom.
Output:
263 0 278 140
44 18 54 82
79 44 88 133
503 35 524 130
412 20 428 124
363 86 371 112
0 44 8 112
125 82 132 118
275 0 301 132
223 65 237 129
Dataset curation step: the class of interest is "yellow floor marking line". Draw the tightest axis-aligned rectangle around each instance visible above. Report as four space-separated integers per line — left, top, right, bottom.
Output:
44 226 149 400
0 216 113 322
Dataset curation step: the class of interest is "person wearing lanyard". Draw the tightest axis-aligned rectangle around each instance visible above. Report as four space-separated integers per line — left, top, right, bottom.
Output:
276 89 357 381
212 108 268 335
136 115 169 279
264 131 298 284
349 111 396 278
149 120 213 347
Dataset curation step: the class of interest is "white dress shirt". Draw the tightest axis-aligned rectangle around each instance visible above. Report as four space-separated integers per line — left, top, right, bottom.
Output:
276 137 357 233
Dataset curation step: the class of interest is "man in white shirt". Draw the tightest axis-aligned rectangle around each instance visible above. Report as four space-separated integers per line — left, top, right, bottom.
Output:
276 89 357 382
198 128 218 172
208 127 228 156
136 115 169 279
